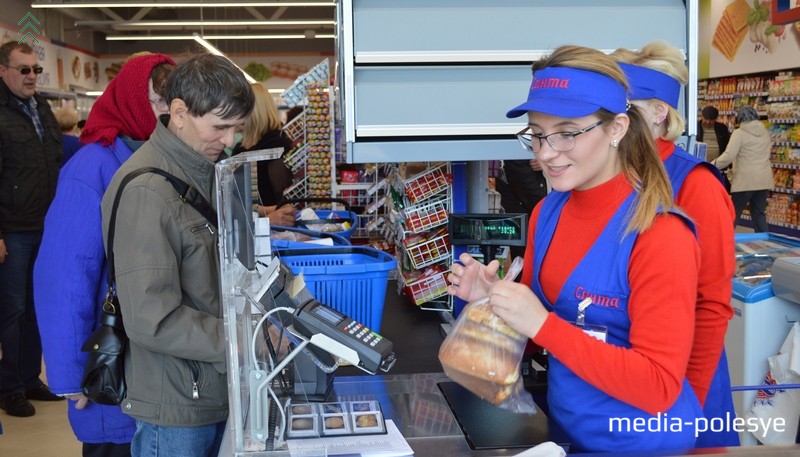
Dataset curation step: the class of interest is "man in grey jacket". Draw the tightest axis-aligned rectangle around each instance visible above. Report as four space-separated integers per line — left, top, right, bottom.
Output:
101 54 254 457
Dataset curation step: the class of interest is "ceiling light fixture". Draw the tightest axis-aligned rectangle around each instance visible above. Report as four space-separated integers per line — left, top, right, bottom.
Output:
105 33 335 40
76 19 336 27
192 34 257 84
33 1 335 8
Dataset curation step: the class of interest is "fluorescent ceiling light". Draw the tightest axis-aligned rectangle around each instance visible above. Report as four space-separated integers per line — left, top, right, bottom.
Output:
77 20 335 27
86 91 103 96
106 34 334 40
33 1 335 8
193 33 257 83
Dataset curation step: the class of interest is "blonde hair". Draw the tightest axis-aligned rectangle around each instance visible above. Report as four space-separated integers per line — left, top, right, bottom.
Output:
614 40 688 141
532 45 675 233
241 83 283 149
53 107 79 132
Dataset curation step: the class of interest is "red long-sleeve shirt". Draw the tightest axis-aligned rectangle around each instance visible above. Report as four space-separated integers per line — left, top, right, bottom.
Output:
658 139 736 406
521 173 700 415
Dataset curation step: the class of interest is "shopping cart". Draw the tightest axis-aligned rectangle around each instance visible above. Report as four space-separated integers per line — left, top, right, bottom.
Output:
275 197 359 240
272 246 397 332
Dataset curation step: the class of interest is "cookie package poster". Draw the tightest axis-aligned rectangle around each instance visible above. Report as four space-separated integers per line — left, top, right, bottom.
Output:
700 0 800 78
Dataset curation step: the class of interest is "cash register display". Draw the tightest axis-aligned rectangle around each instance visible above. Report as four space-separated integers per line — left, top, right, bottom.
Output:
312 304 345 326
449 213 527 246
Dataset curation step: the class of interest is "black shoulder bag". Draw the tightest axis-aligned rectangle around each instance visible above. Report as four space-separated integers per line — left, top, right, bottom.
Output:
80 167 217 405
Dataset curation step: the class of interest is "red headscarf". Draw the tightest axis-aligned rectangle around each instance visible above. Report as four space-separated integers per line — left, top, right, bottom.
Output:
80 53 176 146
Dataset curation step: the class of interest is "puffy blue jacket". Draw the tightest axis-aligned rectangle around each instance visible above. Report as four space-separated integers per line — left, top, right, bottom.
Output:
34 137 136 444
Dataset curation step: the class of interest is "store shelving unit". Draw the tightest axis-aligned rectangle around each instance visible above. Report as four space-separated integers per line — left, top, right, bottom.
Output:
700 71 800 237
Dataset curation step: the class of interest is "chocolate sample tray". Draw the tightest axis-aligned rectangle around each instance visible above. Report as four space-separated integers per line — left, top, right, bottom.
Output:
286 400 386 439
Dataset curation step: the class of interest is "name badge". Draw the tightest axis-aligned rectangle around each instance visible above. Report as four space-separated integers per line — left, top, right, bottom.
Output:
572 298 608 342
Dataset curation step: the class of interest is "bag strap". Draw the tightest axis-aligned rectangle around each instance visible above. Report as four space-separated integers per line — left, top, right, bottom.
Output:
105 167 218 311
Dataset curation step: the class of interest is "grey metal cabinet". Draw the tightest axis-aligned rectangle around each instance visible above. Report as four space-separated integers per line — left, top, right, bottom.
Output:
337 0 699 163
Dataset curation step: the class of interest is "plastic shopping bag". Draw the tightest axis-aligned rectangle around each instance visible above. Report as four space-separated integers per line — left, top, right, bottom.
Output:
745 322 800 445
438 257 537 414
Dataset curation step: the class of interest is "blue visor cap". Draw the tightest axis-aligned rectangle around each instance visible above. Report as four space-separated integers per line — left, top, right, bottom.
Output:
506 66 628 119
619 63 681 109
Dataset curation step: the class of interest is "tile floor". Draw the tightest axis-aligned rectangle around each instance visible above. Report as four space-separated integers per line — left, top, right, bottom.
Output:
0 396 81 457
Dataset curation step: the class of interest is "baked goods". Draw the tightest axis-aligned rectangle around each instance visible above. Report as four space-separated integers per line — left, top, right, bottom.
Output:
712 0 750 61
324 416 344 429
438 299 527 404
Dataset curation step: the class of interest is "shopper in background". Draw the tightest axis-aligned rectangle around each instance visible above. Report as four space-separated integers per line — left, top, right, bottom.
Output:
34 53 175 457
697 105 730 162
712 105 774 232
101 54 254 457
447 45 702 453
54 106 84 163
0 41 63 418
697 105 732 191
233 83 296 226
497 159 548 217
615 40 739 448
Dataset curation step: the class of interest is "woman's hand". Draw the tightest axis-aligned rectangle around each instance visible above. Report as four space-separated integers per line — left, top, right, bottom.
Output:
446 252 500 302
66 393 89 409
488 280 549 340
262 204 297 226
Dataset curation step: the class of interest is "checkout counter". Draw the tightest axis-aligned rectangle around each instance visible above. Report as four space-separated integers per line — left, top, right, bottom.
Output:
215 155 800 456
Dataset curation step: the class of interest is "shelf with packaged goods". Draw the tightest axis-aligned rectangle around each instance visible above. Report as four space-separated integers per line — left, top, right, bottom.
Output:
387 162 454 312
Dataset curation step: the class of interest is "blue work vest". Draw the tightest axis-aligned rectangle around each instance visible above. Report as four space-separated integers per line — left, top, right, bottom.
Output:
663 145 740 448
663 145 724 193
531 189 702 452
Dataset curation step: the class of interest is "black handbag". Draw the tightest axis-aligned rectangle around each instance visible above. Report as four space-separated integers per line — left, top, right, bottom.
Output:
80 167 218 405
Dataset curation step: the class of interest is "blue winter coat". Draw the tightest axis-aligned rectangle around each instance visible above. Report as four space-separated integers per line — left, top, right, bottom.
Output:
34 137 136 444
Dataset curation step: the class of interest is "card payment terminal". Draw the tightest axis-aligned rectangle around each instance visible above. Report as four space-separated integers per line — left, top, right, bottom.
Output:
291 299 396 375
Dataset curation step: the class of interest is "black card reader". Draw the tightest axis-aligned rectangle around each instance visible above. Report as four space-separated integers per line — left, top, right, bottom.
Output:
291 299 396 375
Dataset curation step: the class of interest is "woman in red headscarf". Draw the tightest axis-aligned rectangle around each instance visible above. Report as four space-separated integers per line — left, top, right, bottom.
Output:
34 53 175 457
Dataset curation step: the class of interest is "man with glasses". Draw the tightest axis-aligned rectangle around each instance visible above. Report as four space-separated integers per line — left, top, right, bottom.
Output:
0 41 63 418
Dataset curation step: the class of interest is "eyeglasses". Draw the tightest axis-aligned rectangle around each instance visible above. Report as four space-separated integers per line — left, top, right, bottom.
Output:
5 65 44 75
149 97 168 110
516 120 604 153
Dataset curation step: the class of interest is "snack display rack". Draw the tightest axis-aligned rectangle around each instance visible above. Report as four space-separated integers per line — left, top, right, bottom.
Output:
281 59 335 204
387 163 454 312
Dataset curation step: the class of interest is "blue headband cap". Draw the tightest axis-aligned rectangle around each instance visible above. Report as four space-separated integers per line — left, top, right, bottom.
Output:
619 63 681 109
506 66 628 119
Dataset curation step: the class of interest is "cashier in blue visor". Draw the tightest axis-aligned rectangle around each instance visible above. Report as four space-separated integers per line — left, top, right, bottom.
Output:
447 44 702 453
616 41 737 450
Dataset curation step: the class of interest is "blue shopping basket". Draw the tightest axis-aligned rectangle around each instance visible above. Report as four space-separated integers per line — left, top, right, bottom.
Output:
270 226 350 250
277 197 358 240
273 246 397 332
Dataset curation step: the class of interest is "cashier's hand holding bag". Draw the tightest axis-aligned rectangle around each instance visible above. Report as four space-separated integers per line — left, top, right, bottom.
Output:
440 255 538 414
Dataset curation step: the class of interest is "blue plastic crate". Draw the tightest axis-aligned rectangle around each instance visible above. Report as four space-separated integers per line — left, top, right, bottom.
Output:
274 246 397 332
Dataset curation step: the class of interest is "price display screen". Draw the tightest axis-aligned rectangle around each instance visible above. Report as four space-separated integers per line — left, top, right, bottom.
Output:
449 213 527 246
312 303 346 325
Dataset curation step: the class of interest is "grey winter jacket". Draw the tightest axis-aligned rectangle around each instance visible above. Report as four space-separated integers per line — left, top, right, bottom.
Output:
713 120 774 193
101 119 227 427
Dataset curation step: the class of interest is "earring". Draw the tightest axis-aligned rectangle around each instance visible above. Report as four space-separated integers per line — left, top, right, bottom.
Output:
612 139 619 148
